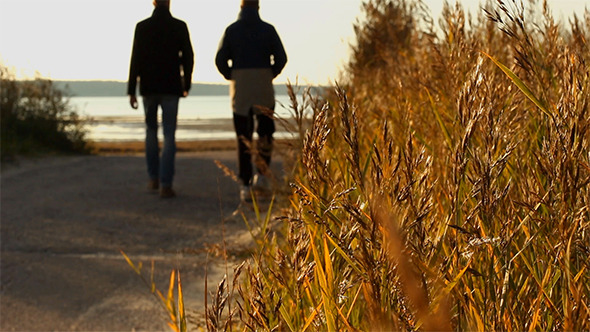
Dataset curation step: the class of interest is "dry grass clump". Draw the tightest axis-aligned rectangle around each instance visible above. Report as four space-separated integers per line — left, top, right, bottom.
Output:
207 0 589 330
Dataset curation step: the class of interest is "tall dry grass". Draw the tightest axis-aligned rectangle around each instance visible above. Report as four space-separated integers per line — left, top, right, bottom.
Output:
205 0 589 330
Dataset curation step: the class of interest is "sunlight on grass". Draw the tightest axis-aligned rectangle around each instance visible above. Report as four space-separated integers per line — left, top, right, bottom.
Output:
125 0 589 330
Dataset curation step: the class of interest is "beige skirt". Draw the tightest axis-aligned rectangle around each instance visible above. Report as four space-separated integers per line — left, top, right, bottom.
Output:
230 68 276 116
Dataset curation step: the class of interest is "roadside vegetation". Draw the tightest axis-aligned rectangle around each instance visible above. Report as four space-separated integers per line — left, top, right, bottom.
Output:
1 65 89 161
121 0 589 330
205 0 589 331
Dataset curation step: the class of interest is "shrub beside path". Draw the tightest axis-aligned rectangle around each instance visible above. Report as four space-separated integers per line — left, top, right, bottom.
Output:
1 151 255 331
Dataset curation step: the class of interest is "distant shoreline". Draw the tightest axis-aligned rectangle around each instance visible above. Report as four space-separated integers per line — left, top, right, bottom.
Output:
89 138 297 154
88 139 236 154
83 116 299 143
52 80 325 97
55 81 229 97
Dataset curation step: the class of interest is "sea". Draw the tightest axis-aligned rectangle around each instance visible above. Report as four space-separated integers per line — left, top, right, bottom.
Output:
70 95 299 142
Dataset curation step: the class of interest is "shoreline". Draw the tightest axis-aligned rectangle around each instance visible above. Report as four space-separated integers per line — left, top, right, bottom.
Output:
89 138 297 154
88 139 237 154
84 116 301 145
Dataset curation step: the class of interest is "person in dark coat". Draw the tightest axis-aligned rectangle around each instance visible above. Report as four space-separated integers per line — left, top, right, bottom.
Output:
215 0 287 201
128 0 194 198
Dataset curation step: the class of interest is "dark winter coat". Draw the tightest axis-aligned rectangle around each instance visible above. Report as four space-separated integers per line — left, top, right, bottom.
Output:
128 6 194 96
215 7 287 115
215 7 287 80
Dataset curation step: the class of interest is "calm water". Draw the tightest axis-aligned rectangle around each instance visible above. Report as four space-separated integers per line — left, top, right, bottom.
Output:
71 95 297 142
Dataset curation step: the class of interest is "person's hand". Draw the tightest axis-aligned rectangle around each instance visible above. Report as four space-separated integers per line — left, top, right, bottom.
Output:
129 95 138 109
182 91 189 97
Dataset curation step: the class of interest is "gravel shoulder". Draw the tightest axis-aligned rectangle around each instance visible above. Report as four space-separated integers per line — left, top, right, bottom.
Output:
1 151 263 331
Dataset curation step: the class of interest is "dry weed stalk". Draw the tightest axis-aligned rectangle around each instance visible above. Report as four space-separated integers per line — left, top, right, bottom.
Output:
205 0 589 330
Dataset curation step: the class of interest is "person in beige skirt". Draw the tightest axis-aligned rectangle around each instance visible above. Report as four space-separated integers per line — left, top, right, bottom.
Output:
215 0 287 201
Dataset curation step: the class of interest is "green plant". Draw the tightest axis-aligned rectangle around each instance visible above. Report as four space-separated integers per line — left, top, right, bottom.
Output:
1 65 89 160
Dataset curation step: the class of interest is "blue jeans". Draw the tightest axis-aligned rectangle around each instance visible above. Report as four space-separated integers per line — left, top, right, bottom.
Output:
142 95 179 188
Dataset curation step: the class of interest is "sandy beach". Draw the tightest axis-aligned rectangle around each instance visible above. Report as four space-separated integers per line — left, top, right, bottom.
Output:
89 138 238 154
0 141 283 330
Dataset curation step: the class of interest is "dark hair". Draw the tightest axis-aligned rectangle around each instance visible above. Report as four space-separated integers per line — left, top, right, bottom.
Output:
241 0 259 8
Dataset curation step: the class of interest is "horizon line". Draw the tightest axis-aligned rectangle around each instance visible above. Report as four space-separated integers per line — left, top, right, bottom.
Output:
14 78 329 86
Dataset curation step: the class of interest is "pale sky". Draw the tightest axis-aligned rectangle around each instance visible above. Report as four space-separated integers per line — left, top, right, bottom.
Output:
0 0 587 85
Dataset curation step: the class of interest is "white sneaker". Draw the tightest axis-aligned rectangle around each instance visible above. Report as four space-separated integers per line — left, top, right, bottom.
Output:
240 185 252 202
252 174 271 193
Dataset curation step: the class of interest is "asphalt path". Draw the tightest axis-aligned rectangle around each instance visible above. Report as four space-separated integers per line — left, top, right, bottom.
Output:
1 151 262 331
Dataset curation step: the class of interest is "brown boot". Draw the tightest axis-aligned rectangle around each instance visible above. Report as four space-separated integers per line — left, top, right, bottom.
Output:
148 179 159 191
160 187 176 198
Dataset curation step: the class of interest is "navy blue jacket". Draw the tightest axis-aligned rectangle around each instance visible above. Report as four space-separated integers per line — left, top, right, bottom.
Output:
128 6 194 96
215 8 287 80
